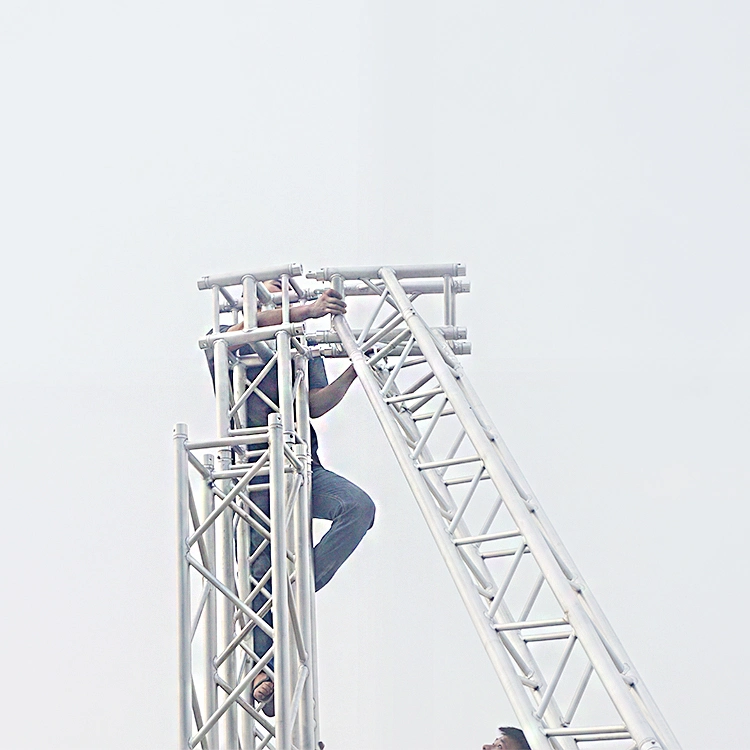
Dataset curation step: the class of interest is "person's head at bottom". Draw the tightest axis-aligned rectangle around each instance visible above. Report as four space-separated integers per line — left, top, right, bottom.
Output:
483 726 531 750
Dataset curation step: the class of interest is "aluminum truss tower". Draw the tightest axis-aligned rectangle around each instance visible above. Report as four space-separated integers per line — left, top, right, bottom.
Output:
175 263 681 750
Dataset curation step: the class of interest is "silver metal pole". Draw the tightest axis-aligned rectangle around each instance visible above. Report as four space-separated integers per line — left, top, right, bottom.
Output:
443 273 456 326
269 413 292 750
216 446 238 749
231 357 255 750
198 264 304 290
242 276 258 330
293 356 317 749
307 263 466 281
201 454 219 750
276 331 294 437
175 423 192 750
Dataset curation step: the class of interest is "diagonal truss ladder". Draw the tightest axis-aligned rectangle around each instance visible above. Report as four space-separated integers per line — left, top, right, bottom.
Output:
175 263 682 750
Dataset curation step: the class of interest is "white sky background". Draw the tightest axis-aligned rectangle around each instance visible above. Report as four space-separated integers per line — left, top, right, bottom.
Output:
1 2 748 748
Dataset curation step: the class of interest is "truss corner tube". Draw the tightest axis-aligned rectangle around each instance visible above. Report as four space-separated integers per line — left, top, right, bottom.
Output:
293 356 319 749
216 447 238 748
443 273 456 326
197 264 304 290
242 275 258 330
174 423 192 750
200 453 219 750
269 412 293 750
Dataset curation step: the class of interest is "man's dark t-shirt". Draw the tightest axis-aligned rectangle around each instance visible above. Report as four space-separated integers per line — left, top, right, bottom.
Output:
205 326 328 463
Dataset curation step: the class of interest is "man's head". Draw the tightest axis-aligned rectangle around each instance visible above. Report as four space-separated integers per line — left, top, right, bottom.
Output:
482 727 531 750
263 278 283 294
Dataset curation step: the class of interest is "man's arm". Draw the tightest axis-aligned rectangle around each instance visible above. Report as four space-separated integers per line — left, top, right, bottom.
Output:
226 289 347 332
309 365 357 418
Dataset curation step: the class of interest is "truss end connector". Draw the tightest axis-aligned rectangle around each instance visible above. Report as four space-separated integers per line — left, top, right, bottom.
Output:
620 665 638 687
639 741 662 750
568 578 583 594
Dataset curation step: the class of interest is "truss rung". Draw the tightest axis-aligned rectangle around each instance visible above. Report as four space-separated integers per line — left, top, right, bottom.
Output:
481 546 531 559
187 432 268 449
523 630 574 642
545 725 628 737
417 454 482 471
227 427 272 437
573 734 632 742
494 618 568 632
455 530 522 545
385 387 444 404
444 472 489 486
413 408 456 421
212 466 294 479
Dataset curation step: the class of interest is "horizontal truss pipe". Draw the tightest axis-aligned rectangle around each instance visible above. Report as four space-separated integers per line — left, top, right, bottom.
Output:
197 264 303 290
493 618 568 632
545 726 628 737
186 431 268 449
309 326 467 344
316 340 472 358
454 530 522 545
342 278 471 295
199 323 305 350
307 263 466 281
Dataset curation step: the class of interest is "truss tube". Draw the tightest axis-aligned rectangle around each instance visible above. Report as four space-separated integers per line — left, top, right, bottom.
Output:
379 268 664 750
276 331 294 436
200 323 305 352
437 336 682 750
232 354 255 750
215 447 238 748
293 357 318 749
307 263 466 281
175 424 192 750
331 316 554 750
213 341 231 442
443 274 456 326
200 454 219 749
198 264 304 290
269 413 293 750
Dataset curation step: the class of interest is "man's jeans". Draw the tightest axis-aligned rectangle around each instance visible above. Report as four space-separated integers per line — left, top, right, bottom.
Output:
249 463 376 666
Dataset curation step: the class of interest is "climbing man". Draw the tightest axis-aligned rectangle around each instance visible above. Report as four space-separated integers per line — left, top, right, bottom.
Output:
206 279 376 715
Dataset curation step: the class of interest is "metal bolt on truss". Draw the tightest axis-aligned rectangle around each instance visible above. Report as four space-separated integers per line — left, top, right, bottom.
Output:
175 263 682 750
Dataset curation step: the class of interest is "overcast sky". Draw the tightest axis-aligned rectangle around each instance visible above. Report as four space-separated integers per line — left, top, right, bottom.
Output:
1 2 748 749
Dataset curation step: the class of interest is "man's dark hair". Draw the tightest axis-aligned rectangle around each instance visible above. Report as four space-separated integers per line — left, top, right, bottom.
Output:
499 727 531 750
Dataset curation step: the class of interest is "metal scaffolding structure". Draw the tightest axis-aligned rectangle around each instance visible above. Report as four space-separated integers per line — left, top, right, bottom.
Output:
174 263 681 750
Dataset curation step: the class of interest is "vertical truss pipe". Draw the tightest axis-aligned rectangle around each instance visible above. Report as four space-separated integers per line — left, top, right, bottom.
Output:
216 447 238 749
269 413 293 750
276 331 294 436
378 267 664 750
175 424 192 750
200 454 219 749
293 357 318 749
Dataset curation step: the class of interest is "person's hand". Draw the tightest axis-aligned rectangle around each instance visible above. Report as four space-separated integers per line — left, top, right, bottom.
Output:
306 288 347 319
